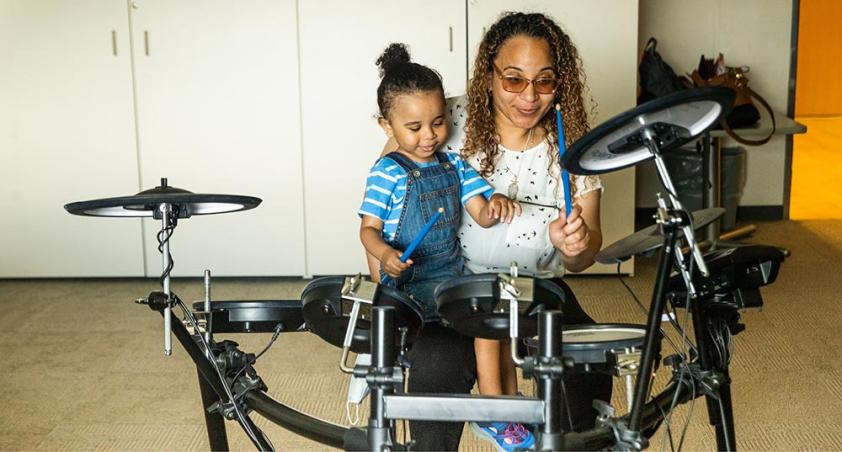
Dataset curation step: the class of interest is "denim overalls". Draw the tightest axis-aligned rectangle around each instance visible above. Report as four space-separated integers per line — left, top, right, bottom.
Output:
380 151 463 322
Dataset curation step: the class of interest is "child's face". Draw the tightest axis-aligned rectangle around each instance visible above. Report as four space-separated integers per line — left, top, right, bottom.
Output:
380 89 448 162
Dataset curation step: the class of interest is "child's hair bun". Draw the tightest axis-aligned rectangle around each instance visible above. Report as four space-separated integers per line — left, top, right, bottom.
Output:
376 43 411 77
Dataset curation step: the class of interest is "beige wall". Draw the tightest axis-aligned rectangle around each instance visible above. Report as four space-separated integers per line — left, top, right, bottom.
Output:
635 0 793 207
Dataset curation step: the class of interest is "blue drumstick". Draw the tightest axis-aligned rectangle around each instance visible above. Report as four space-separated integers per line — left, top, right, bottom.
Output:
555 104 573 218
381 207 443 285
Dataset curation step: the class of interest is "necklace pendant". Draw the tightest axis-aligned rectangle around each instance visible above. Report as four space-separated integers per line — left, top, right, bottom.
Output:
507 180 519 199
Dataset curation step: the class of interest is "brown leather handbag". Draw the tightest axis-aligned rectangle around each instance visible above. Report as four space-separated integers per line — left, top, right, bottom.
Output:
691 55 776 146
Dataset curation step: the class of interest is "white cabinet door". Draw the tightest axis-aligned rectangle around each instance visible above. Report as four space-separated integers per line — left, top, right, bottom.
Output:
0 0 144 277
299 0 467 276
129 0 305 277
468 1 639 275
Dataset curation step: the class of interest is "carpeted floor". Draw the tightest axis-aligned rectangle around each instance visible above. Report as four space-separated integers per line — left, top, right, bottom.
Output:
1 219 841 451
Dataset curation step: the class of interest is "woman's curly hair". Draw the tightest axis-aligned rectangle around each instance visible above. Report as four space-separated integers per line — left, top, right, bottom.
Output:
464 12 593 188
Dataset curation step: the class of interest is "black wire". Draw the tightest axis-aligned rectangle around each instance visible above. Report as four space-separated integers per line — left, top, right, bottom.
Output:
714 395 733 451
662 366 689 452
174 294 273 450
676 379 696 451
615 263 693 355
659 251 700 452
154 211 271 449
559 378 575 432
156 210 177 287
673 257 697 451
231 324 284 398
656 399 676 452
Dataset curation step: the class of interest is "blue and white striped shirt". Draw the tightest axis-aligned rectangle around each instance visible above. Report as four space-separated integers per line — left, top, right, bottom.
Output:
359 151 493 241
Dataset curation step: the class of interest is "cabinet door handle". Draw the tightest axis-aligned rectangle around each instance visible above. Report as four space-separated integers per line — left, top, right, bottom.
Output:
111 30 117 56
144 30 150 56
449 26 453 52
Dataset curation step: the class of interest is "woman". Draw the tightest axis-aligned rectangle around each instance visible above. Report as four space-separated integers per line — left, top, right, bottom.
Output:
369 12 612 450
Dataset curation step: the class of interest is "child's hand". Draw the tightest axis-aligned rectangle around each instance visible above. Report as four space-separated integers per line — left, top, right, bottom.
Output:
487 193 522 224
381 248 413 278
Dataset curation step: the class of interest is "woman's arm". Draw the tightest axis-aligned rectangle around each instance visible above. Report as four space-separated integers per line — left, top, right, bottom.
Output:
548 190 602 273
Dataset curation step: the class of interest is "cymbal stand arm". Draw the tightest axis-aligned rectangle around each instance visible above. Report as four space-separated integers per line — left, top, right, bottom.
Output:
644 129 710 277
203 269 213 344
656 195 698 299
159 203 173 356
627 219 679 443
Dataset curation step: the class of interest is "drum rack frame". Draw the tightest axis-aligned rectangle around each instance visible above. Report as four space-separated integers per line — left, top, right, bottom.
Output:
142 244 740 452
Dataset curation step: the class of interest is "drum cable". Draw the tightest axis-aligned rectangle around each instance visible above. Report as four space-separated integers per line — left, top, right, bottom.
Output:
614 262 696 357
655 398 676 451
559 378 576 431
154 208 273 450
230 323 285 390
671 257 698 452
659 294 697 452
156 209 178 286
710 317 734 368
174 292 274 451
615 260 688 450
615 248 704 451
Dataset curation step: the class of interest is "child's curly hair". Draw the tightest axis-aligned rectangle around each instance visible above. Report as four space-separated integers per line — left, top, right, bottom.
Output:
463 12 593 185
376 43 443 119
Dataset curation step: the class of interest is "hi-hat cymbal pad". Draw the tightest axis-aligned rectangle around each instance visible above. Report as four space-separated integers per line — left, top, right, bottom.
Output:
65 178 261 219
563 87 735 175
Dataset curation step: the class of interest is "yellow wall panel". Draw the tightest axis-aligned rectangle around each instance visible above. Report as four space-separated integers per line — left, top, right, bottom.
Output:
795 0 842 116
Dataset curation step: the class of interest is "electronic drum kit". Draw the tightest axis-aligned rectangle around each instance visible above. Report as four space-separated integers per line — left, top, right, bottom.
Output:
65 87 787 451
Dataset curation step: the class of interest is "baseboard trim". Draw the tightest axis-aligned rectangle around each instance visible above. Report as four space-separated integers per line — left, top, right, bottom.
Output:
736 205 784 221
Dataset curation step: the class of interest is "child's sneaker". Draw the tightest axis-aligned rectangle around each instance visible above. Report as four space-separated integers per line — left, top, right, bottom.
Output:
470 421 535 451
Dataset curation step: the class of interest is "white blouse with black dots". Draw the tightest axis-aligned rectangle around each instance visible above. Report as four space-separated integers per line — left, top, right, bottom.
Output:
442 96 603 278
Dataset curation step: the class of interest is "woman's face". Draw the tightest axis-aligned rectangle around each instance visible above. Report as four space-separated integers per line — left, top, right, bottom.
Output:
490 35 556 132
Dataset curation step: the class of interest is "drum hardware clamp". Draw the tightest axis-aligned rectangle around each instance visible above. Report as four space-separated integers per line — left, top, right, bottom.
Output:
337 274 400 375
615 348 643 411
498 265 545 371
594 400 647 451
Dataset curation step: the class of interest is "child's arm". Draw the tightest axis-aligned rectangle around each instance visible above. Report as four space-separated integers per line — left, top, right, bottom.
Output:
464 193 522 228
360 216 413 278
365 252 381 282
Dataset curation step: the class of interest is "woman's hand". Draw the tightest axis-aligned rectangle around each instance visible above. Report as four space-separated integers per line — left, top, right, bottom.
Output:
548 190 602 272
381 248 412 278
486 193 522 224
549 204 590 257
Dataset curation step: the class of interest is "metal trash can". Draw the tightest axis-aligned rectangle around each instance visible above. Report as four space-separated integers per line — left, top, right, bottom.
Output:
662 146 746 231
719 147 747 231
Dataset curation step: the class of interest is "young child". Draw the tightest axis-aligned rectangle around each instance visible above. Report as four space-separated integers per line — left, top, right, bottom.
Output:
358 43 534 451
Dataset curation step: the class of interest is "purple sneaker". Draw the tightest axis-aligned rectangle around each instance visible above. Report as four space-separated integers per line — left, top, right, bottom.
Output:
470 421 535 451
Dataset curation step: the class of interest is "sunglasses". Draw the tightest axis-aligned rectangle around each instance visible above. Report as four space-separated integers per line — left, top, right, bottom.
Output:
492 63 559 94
